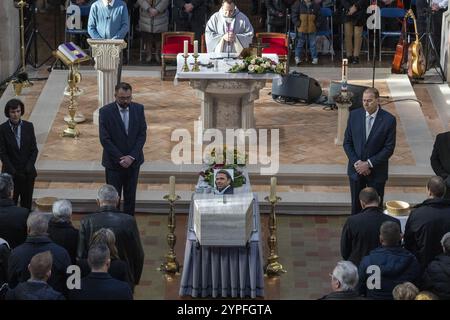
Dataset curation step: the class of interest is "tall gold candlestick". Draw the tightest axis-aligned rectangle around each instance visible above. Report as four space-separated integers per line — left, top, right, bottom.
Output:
160 177 181 274
264 180 286 277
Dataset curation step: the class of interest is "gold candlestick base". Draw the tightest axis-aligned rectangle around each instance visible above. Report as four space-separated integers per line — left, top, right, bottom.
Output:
264 195 287 277
191 54 200 72
159 194 182 274
182 54 190 72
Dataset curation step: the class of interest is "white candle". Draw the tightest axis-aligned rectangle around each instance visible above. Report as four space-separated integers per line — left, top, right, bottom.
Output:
183 40 188 56
194 40 198 55
342 59 348 82
169 176 176 198
270 177 277 200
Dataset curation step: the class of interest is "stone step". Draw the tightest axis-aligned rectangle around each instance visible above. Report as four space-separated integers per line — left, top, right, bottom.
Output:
33 187 425 216
36 160 434 187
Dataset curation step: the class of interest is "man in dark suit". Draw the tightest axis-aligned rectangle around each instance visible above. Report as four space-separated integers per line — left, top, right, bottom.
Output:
341 187 400 266
69 244 132 300
404 176 450 269
430 131 450 199
0 173 29 249
99 82 147 215
77 184 144 287
343 87 396 215
8 212 71 294
0 99 38 210
6 251 65 300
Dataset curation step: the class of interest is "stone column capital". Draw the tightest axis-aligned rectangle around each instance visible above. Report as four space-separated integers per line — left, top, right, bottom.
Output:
87 39 127 71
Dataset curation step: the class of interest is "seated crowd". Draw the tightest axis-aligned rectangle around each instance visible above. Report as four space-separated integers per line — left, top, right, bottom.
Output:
58 0 447 67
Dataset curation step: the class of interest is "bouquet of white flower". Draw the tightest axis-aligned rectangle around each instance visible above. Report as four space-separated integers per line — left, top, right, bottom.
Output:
228 56 285 74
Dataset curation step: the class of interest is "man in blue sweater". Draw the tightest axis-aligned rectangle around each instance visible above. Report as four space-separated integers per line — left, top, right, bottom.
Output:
88 0 129 83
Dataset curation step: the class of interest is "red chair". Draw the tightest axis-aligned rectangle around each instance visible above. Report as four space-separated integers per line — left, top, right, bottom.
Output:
256 32 288 62
161 32 195 80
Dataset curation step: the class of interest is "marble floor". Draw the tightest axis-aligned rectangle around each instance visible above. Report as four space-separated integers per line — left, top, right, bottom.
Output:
37 76 415 166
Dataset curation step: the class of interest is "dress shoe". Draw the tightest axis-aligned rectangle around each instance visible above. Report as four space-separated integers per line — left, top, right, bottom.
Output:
352 56 359 64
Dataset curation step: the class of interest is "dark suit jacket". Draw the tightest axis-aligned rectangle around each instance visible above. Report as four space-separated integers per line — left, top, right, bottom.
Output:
99 102 147 170
5 281 65 300
430 131 450 180
77 206 144 285
341 206 401 266
404 198 450 269
8 236 71 294
47 220 79 265
0 120 38 177
68 272 133 300
78 258 132 289
0 199 29 248
343 107 396 183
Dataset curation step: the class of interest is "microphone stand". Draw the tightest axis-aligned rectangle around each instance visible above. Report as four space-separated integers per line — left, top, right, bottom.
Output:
226 18 232 60
368 0 380 88
285 8 291 74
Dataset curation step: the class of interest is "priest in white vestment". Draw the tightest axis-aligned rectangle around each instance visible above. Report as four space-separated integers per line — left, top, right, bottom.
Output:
205 0 254 55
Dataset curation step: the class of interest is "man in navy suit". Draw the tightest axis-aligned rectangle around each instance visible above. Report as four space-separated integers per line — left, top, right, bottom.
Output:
343 87 396 215
0 99 38 210
99 82 147 215
69 244 132 300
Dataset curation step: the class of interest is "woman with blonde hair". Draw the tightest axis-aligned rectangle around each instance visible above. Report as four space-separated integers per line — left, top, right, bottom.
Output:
78 228 132 289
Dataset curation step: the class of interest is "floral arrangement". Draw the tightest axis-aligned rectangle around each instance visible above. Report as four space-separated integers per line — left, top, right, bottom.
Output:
228 56 285 74
199 147 247 188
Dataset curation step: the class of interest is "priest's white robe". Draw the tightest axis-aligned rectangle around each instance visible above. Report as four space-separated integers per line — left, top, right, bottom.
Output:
205 6 254 54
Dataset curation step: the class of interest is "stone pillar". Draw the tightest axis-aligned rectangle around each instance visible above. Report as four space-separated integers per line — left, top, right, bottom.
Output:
441 7 450 84
335 101 352 146
0 1 19 83
190 79 266 132
87 39 127 125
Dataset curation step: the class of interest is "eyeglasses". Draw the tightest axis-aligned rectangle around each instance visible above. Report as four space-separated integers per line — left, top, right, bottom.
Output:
117 95 132 101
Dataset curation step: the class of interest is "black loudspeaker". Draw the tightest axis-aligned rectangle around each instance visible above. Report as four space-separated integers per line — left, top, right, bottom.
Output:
327 81 370 110
271 72 322 103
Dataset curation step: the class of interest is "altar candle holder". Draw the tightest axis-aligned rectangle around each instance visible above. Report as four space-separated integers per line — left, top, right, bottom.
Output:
191 53 200 72
264 178 286 277
182 54 190 72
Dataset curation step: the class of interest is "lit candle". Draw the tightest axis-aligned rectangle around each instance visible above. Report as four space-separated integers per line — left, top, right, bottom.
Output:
342 59 348 82
183 40 188 56
194 40 198 55
270 177 277 200
169 176 176 198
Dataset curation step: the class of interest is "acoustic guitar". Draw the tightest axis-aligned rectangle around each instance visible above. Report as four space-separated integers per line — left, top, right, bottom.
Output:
391 15 407 73
406 9 426 78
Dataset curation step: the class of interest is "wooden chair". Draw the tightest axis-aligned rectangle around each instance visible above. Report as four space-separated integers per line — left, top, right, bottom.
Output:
160 32 195 80
255 32 288 62
201 33 207 53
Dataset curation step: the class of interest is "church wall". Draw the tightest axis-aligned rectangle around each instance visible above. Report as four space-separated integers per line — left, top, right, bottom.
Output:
0 1 20 84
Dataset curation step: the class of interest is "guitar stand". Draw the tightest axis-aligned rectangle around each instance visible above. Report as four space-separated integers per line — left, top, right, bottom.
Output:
418 7 446 82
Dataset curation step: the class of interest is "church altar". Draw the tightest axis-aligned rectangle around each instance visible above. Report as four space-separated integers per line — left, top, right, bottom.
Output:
179 171 265 298
176 53 281 131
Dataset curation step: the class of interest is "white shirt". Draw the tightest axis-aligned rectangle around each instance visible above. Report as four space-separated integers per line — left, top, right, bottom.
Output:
365 107 379 168
102 0 115 7
432 0 448 9
116 103 129 132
